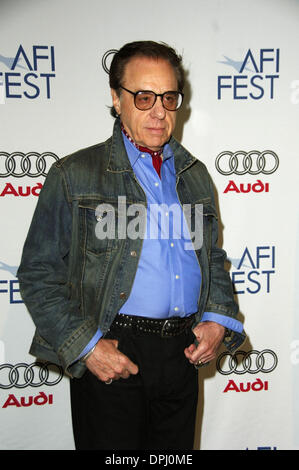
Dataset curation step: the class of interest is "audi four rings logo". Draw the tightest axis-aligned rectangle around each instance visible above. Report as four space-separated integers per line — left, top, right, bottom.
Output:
0 362 64 389
0 152 59 178
216 350 278 375
215 150 279 175
102 49 118 74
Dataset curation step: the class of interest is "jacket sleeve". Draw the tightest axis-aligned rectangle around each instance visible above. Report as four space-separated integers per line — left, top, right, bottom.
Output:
205 174 246 352
17 163 98 370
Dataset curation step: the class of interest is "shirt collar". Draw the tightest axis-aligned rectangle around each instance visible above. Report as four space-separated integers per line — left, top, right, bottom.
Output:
121 131 174 169
107 118 196 175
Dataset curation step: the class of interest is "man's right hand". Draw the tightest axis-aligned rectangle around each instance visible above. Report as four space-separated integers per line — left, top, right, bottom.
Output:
85 339 139 383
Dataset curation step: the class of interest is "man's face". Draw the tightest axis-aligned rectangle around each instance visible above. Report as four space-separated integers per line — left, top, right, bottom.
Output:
111 56 178 151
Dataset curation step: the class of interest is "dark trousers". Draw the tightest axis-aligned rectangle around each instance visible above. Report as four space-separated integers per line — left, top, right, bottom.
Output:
70 324 198 450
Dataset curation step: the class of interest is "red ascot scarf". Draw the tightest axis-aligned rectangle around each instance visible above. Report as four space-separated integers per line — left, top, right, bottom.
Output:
121 123 163 178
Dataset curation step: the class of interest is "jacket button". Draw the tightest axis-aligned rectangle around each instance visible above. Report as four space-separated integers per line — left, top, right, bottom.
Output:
119 292 126 299
130 250 137 257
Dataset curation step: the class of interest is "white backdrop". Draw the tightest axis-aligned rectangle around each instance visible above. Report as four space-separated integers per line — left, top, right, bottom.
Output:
0 0 298 450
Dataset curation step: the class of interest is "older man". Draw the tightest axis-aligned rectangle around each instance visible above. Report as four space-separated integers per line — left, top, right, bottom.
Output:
18 41 245 450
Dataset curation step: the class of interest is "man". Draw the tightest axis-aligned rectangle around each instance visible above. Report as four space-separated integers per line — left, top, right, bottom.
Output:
17 41 245 450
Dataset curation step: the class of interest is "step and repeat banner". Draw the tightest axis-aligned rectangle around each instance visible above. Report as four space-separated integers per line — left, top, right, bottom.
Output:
0 0 298 450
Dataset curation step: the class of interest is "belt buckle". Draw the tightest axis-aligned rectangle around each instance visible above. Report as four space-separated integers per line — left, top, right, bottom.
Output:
161 319 171 337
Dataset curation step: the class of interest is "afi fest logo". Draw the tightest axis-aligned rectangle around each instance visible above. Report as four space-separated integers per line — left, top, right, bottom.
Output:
229 245 275 295
217 48 280 100
0 45 56 101
0 261 22 304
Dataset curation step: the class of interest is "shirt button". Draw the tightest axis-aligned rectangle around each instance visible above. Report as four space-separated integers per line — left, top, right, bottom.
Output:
154 182 159 187
130 250 137 257
175 275 180 279
119 292 127 299
174 307 179 312
141 154 145 158
170 243 174 247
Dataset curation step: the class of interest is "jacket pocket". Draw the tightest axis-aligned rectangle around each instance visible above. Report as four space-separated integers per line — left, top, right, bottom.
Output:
79 199 122 255
183 199 217 253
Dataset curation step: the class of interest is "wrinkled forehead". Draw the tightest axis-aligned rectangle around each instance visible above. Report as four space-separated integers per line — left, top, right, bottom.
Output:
122 56 178 91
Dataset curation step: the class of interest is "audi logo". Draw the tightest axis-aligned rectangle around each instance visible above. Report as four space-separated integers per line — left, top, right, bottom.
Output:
102 49 118 74
0 362 64 389
0 152 59 178
215 150 279 175
216 350 278 375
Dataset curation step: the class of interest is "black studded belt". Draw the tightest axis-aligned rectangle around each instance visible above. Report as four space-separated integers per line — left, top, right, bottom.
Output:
111 313 196 337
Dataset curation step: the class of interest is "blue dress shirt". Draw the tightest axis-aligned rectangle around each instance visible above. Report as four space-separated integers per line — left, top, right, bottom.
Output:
77 133 243 360
120 136 202 318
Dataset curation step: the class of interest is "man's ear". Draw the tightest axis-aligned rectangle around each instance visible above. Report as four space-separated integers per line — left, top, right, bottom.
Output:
111 88 121 116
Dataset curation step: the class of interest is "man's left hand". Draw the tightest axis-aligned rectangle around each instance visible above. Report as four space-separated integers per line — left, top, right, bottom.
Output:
184 321 225 366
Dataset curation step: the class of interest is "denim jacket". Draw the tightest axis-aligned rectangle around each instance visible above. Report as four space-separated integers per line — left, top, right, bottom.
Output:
17 119 245 378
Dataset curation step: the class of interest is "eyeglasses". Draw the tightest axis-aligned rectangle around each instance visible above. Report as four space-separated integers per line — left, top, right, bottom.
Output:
119 86 184 111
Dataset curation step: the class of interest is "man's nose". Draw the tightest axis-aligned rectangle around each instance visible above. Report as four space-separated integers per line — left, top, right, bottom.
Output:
150 96 166 119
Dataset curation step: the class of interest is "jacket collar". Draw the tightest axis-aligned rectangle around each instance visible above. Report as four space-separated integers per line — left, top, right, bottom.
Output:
107 118 197 175
107 118 134 173
168 135 197 175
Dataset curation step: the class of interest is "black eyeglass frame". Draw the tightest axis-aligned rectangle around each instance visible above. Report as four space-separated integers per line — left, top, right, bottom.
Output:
119 86 184 111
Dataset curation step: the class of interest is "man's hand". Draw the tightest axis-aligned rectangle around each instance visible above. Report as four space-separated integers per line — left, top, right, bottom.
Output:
184 321 225 365
85 338 139 383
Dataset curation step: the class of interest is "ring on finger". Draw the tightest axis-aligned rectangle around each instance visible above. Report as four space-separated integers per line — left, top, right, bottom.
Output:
194 360 203 369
